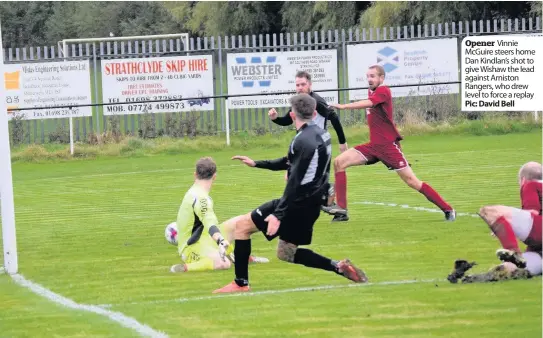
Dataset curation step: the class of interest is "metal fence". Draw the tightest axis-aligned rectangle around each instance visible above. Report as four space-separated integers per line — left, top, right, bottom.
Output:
3 16 542 144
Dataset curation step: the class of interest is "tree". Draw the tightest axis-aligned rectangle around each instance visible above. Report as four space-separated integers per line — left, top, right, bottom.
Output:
117 2 182 37
281 1 370 33
529 1 542 17
187 1 283 37
280 2 317 33
0 1 54 46
359 1 535 30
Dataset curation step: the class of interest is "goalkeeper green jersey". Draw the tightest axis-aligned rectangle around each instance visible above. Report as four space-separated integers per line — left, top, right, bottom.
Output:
176 184 219 254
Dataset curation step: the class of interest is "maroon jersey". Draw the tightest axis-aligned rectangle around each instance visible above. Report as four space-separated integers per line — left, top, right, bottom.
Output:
367 86 402 144
521 180 542 215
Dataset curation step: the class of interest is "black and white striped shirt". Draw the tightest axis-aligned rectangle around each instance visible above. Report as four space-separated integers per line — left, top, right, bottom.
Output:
272 91 347 145
254 121 332 220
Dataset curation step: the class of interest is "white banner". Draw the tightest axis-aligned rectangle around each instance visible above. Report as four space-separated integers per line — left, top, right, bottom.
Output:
3 61 92 120
227 50 338 109
347 38 459 100
101 55 214 116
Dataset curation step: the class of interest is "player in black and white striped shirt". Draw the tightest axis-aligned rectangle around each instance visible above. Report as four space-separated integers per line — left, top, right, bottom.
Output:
268 70 347 209
213 93 367 294
268 71 348 152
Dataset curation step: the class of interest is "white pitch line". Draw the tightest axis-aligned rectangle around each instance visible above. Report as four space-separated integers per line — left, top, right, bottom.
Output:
97 278 442 309
11 274 169 338
353 201 480 218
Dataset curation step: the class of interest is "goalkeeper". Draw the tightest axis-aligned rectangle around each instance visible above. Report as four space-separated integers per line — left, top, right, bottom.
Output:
170 157 268 273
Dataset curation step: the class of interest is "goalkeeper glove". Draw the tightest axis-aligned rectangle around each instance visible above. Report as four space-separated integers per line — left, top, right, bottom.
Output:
217 237 232 261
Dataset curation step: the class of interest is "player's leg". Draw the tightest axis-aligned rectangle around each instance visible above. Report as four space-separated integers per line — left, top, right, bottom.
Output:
497 211 541 269
219 215 241 243
387 142 455 221
173 256 230 273
219 215 270 264
171 243 229 273
276 206 368 283
213 200 279 293
478 205 529 267
322 144 376 220
275 239 367 283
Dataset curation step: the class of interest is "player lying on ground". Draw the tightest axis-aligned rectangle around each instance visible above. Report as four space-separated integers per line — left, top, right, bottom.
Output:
476 161 542 277
213 94 367 294
168 157 269 273
268 70 348 206
321 64 456 222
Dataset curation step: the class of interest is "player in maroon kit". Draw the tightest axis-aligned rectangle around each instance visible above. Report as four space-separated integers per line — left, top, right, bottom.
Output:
321 65 455 222
477 161 542 276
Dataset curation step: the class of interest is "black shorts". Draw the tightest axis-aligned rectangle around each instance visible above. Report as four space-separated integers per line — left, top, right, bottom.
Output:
250 198 321 246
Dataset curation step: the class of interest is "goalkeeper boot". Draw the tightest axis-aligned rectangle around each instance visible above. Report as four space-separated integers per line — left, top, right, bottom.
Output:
170 264 187 273
496 249 527 268
336 259 368 283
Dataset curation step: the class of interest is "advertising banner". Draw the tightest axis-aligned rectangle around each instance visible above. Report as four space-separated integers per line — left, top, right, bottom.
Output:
347 38 459 100
4 61 92 120
101 55 214 115
227 50 338 109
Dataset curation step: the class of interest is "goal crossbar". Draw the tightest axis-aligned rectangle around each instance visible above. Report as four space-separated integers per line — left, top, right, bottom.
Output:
56 33 190 156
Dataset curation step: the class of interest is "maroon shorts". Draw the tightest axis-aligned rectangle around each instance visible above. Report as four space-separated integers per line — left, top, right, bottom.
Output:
354 141 409 170
525 215 542 255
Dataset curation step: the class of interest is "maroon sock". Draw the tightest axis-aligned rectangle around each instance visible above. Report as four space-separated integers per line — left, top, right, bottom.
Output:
335 171 347 209
418 182 452 212
491 216 520 252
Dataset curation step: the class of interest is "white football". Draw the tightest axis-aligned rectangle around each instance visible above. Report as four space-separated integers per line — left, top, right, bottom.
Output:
165 222 178 246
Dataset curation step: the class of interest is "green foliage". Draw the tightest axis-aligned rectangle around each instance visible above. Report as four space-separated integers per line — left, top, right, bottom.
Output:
280 2 316 33
1 1 538 46
281 1 361 33
187 2 283 36
313 1 358 30
0 1 54 46
529 1 542 16
3 1 183 46
359 1 411 29
9 114 27 146
359 1 535 30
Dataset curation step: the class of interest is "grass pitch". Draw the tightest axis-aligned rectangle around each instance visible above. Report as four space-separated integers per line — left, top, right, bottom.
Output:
1 130 542 337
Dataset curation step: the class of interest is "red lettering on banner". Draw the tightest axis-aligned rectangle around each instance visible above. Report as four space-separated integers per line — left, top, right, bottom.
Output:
166 60 186 72
189 59 208 71
105 61 163 75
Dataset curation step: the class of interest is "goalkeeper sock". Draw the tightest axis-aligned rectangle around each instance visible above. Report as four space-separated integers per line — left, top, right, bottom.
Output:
234 239 251 287
293 248 338 272
185 258 214 272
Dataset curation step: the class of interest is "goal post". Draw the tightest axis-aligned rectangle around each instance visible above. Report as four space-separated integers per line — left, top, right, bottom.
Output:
0 18 19 275
58 33 190 155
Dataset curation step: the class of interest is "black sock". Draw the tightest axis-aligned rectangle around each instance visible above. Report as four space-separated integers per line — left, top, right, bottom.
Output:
293 248 339 273
234 239 251 286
